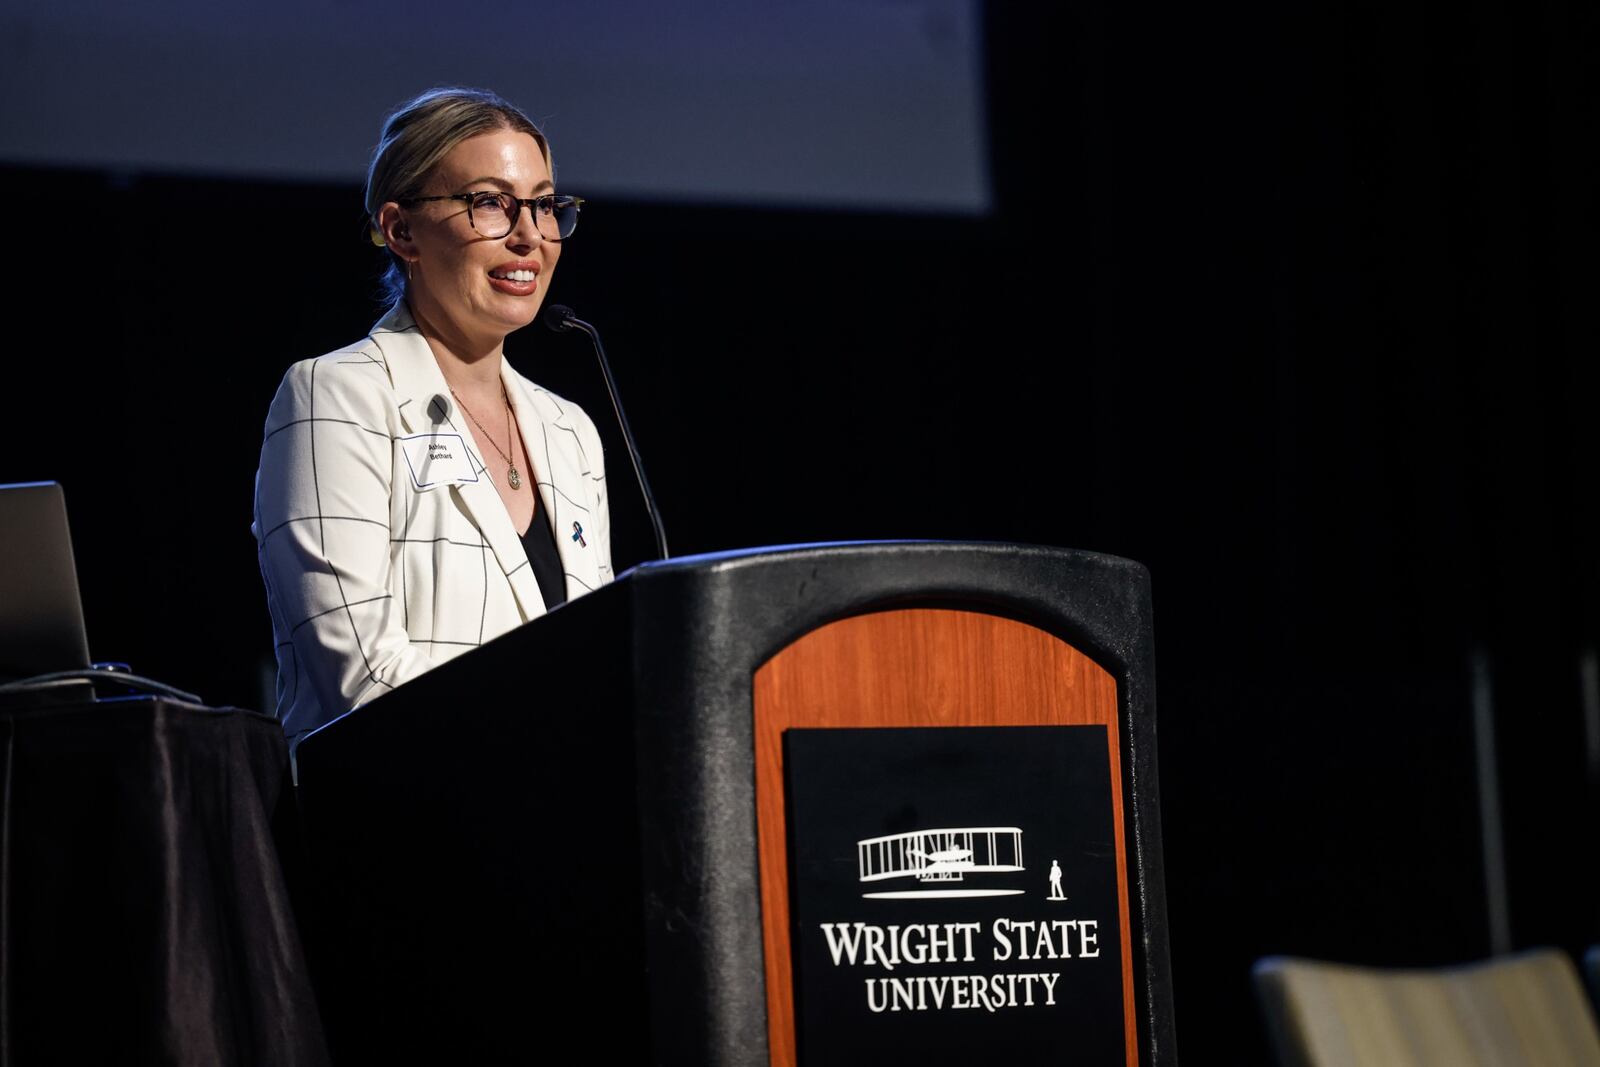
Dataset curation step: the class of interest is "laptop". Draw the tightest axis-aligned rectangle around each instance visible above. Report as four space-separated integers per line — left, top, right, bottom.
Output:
0 482 93 682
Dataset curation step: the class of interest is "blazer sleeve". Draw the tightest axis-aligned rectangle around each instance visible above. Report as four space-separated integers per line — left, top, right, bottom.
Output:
578 405 615 585
254 356 437 727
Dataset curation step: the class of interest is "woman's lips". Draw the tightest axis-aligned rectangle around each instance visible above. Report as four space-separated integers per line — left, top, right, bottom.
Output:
488 266 539 296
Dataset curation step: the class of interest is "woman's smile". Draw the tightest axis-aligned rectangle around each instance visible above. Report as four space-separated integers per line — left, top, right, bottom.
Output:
487 259 541 296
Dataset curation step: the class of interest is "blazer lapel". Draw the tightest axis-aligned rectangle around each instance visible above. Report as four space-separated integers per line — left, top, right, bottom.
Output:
503 367 604 600
370 304 544 621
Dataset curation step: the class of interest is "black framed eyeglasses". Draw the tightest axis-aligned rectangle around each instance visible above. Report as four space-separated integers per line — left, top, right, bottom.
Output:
399 191 584 241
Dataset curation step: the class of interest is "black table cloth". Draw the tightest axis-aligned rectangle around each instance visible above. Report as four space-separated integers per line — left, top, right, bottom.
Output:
0 696 327 1066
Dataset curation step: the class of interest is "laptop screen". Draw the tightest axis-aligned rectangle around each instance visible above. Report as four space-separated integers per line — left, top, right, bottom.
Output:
0 482 92 681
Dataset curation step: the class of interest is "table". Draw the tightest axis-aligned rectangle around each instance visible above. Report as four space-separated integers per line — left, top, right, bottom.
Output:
0 695 327 1065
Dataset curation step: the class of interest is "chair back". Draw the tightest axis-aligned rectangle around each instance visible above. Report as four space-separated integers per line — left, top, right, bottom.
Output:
1253 949 1600 1067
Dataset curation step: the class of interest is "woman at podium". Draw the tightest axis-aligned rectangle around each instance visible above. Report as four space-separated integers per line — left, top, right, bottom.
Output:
252 87 613 748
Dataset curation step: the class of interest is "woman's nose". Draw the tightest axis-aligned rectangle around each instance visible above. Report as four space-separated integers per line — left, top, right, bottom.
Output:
507 203 543 248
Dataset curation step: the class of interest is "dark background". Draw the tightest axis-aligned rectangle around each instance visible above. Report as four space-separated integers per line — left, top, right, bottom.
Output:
2 3 1595 1062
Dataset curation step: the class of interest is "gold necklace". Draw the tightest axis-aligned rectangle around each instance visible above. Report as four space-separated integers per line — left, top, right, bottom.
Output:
449 382 522 490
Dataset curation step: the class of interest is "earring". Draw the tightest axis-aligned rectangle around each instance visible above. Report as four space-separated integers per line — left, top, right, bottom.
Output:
408 260 415 283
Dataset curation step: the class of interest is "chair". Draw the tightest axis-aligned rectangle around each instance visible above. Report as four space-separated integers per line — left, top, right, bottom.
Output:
1253 949 1600 1066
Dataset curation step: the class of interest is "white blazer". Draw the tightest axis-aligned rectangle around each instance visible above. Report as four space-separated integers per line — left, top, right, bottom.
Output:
252 303 613 745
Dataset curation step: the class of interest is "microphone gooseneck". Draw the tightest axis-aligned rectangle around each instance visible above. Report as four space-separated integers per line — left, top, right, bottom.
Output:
544 305 670 560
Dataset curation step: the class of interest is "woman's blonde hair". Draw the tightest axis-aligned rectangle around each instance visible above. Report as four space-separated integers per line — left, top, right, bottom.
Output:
364 87 551 307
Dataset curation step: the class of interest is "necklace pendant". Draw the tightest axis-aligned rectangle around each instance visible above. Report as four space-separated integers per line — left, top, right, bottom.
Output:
508 465 522 490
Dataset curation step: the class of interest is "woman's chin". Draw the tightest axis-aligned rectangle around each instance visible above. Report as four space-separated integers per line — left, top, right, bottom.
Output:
473 294 544 337
499 301 545 334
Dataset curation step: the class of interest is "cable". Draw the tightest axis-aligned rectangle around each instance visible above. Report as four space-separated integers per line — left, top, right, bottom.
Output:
0 668 202 705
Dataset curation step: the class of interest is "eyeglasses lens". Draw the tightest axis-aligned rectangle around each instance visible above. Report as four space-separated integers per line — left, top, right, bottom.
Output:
469 195 578 241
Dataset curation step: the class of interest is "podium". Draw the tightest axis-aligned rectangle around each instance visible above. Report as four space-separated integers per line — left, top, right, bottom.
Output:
293 542 1176 1065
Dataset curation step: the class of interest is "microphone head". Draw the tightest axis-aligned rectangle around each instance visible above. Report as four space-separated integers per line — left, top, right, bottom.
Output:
542 304 576 331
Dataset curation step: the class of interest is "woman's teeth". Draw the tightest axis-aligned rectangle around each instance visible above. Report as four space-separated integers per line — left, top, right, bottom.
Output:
491 270 537 282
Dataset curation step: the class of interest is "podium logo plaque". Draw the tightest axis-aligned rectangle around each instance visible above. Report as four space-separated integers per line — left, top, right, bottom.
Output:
784 726 1125 1065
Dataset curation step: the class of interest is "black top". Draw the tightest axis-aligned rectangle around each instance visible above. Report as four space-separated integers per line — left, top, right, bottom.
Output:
519 500 567 610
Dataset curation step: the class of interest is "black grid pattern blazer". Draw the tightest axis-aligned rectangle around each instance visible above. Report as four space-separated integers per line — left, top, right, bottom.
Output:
252 303 613 746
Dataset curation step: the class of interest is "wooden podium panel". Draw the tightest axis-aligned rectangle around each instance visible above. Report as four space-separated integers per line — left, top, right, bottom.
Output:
754 607 1136 1066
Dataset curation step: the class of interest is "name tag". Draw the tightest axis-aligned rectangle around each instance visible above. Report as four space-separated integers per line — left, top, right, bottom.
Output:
399 433 479 490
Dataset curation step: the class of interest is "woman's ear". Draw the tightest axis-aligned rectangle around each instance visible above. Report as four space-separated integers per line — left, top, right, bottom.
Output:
375 202 417 260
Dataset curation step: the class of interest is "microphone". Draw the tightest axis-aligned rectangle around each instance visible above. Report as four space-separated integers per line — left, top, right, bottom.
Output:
543 305 670 560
